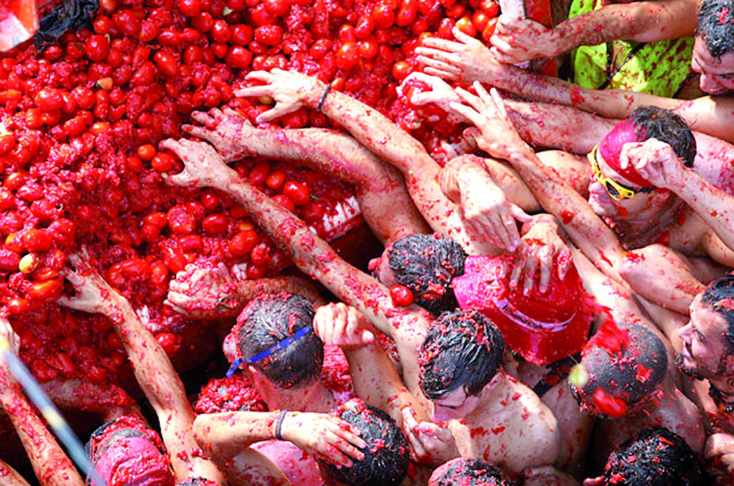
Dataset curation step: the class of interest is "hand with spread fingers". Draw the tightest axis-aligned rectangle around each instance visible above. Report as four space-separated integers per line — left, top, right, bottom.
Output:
490 15 558 64
58 248 122 316
166 261 244 320
416 27 507 84
401 406 459 465
280 411 367 468
235 69 321 124
447 82 526 161
619 138 688 190
399 72 464 116
510 215 573 295
313 302 375 349
183 107 265 163
159 138 235 190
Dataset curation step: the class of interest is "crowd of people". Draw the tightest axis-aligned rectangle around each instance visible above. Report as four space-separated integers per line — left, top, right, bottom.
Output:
3 0 734 484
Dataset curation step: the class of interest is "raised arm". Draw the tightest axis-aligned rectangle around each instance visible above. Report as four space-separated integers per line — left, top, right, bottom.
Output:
234 69 503 255
490 0 696 64
0 461 32 486
416 28 734 144
445 83 628 281
0 318 84 486
58 252 225 485
160 137 432 393
183 107 430 245
313 303 460 466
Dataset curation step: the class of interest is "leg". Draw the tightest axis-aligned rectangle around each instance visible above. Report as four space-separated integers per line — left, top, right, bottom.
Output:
619 244 705 315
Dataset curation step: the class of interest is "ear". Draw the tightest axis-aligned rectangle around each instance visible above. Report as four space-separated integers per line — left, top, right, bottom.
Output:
245 364 267 389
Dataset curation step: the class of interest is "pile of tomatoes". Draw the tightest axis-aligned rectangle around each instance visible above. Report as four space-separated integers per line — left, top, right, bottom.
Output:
0 0 500 385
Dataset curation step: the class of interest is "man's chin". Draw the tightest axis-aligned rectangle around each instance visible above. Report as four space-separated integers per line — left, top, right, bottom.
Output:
675 353 705 380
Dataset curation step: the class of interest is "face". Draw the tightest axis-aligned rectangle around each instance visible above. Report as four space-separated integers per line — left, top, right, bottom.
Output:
369 245 399 288
677 294 732 379
587 144 672 221
431 387 482 422
692 37 734 95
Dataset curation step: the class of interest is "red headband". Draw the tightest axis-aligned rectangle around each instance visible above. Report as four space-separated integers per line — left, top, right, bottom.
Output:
598 118 652 188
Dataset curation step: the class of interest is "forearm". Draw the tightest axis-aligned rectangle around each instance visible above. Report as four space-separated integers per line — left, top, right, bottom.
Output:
0 460 31 486
0 378 83 486
194 411 280 459
438 156 491 203
675 172 734 251
41 378 138 422
104 298 224 483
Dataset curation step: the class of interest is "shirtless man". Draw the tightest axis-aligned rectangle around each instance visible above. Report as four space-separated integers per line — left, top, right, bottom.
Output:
417 0 734 144
313 302 561 477
57 251 287 486
676 274 734 478
192 293 369 486
432 82 734 318
569 322 704 470
160 137 566 476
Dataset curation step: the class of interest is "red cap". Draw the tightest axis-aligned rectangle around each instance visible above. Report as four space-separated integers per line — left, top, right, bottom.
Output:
598 118 652 188
453 254 594 365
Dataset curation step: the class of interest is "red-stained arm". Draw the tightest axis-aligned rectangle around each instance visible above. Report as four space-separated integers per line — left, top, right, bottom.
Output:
184 107 430 245
58 254 226 485
0 460 32 486
161 137 433 394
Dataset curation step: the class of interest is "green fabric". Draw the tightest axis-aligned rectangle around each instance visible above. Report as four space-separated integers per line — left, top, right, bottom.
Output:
568 0 694 96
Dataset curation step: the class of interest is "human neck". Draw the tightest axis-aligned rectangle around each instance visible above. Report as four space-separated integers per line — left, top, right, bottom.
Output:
270 381 335 413
464 372 510 421
606 200 682 248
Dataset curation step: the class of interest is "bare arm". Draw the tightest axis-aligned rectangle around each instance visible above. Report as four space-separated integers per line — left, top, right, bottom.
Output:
235 69 501 255
184 107 430 245
0 319 84 486
42 378 138 423
160 138 432 394
491 0 696 64
0 461 32 486
193 410 366 467
58 253 225 485
417 28 734 144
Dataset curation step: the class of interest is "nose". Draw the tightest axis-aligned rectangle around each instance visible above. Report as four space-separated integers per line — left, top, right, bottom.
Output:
677 321 693 342
699 74 724 95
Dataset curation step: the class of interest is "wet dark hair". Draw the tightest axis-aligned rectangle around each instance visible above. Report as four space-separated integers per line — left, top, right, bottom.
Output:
419 310 505 400
701 273 734 351
629 106 696 168
324 401 410 486
697 0 734 59
429 457 513 486
387 233 467 314
602 426 708 485
570 323 668 414
237 293 323 389
175 479 220 486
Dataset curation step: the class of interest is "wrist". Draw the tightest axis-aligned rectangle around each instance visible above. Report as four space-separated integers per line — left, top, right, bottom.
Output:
274 410 290 441
300 80 328 109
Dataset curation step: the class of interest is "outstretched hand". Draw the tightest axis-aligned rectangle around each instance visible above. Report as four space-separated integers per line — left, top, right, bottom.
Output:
166 261 244 320
58 248 121 316
281 411 367 468
619 138 688 190
159 138 234 190
184 107 262 163
416 27 504 83
490 15 558 64
510 215 573 295
235 69 321 123
401 406 459 465
399 72 464 119
447 82 527 161
313 303 375 349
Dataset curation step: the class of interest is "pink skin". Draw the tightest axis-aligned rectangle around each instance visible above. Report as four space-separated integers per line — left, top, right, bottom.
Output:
184 107 430 246
677 294 734 380
160 137 433 396
42 378 138 423
692 37 734 96
0 319 84 486
58 250 225 485
430 387 482 423
0 460 32 486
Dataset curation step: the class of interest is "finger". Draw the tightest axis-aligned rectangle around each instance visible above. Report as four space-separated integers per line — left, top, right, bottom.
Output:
245 70 276 83
538 246 552 293
168 170 196 188
183 124 213 141
454 86 482 107
234 86 275 98
489 47 521 65
452 26 480 46
447 101 481 124
523 250 539 295
414 54 461 74
488 213 513 251
59 267 84 287
510 247 525 288
190 111 216 127
510 204 533 224
489 35 513 54
489 87 511 121
256 106 286 124
423 66 459 81
410 91 442 106
420 36 465 52
501 212 521 251
56 296 80 310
